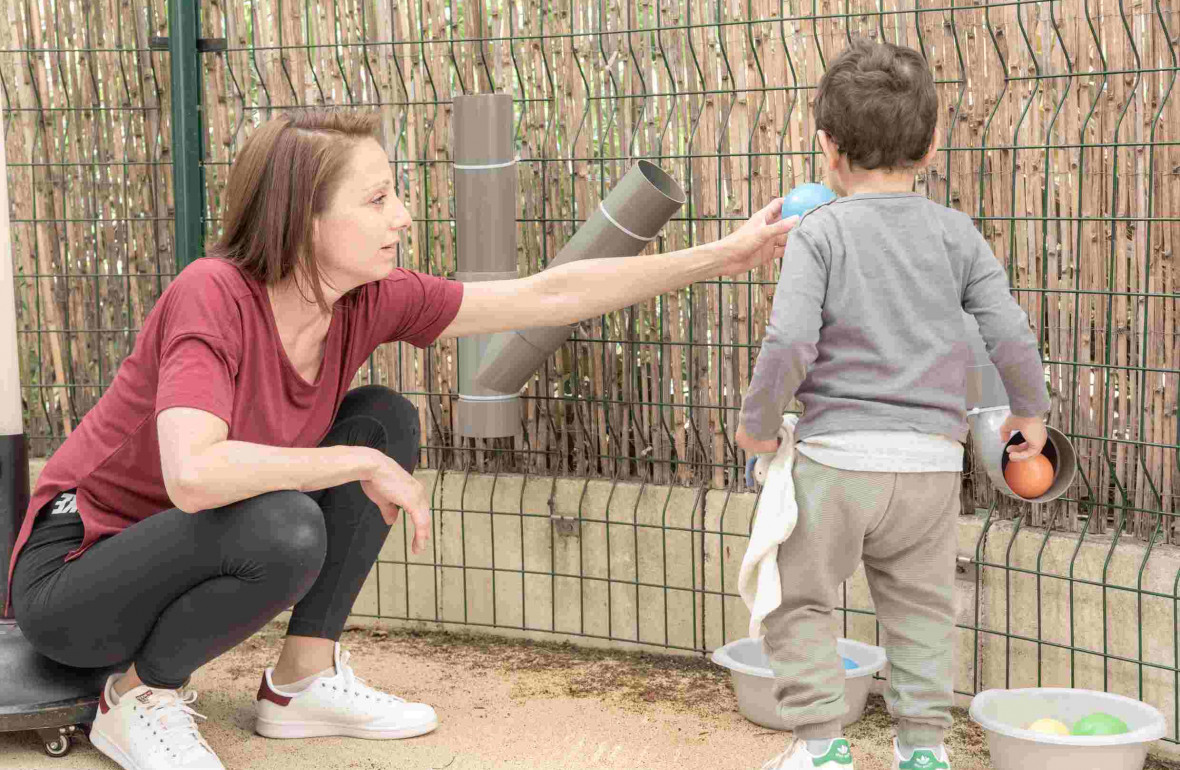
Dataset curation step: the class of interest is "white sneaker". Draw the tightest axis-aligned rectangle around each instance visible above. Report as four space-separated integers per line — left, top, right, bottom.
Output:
254 642 438 740
89 675 224 770
892 739 951 770
761 738 854 769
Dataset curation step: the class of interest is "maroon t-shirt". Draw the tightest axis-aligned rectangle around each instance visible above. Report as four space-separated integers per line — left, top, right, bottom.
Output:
6 258 463 613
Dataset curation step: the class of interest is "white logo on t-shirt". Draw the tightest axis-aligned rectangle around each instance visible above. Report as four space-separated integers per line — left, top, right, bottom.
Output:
50 493 78 516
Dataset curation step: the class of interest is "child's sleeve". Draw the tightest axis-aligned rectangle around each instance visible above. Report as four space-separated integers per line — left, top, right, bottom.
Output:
739 229 827 441
962 231 1051 419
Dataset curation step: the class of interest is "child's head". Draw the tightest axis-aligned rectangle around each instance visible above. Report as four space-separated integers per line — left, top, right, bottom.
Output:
813 39 938 194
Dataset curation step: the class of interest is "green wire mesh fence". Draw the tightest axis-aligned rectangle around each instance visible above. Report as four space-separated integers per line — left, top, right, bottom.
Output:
3 0 1180 745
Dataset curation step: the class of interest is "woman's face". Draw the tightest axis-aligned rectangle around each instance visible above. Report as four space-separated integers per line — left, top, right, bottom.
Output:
312 138 411 295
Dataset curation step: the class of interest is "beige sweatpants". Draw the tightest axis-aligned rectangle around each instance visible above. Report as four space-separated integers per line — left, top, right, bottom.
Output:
761 452 961 747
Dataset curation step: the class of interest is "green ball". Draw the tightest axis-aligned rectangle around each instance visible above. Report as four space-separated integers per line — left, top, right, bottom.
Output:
1070 712 1129 736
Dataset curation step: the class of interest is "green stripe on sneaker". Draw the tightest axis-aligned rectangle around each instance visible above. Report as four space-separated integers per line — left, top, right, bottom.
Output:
898 750 948 770
812 739 853 766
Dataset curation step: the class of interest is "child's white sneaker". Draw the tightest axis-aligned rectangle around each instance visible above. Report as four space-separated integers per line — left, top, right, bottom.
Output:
89 675 224 770
761 738 854 769
892 739 951 770
254 642 438 740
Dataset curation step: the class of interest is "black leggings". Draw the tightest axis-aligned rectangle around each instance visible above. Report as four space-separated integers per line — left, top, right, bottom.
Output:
11 385 418 690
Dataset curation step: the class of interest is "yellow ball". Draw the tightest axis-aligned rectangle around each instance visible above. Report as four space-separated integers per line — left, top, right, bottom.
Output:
1027 718 1071 736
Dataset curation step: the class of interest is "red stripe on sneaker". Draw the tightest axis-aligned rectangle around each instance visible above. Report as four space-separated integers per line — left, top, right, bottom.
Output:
257 675 291 707
99 688 111 714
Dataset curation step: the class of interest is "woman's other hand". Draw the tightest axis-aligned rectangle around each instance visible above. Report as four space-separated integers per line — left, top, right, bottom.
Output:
360 452 432 554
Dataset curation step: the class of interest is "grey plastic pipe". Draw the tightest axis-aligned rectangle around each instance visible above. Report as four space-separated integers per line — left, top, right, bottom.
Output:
474 160 687 394
1 117 30 614
963 313 1077 503
0 120 19 437
453 94 521 438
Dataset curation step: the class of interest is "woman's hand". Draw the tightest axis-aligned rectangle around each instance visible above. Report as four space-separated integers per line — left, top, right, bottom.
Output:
360 453 432 554
714 198 799 277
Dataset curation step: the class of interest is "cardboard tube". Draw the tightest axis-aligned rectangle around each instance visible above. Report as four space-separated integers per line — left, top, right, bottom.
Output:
474 161 687 395
453 95 522 438
1 118 30 615
963 313 1077 503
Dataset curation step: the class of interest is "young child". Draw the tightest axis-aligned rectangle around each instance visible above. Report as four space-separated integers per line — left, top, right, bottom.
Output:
735 40 1051 770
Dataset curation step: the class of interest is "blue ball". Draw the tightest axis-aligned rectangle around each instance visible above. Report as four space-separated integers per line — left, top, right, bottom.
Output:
842 656 858 670
782 183 837 220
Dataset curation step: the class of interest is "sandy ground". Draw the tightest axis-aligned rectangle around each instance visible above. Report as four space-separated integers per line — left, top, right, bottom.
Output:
2 622 1178 770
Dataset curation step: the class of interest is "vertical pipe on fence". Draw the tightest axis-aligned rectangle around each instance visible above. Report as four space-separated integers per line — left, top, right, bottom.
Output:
0 117 30 617
170 0 204 269
453 94 522 438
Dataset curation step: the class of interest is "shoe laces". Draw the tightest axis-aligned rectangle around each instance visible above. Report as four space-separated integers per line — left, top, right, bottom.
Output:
334 649 405 706
141 689 212 761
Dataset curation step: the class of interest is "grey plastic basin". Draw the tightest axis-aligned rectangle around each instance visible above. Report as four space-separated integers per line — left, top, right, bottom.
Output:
710 637 887 730
969 688 1166 770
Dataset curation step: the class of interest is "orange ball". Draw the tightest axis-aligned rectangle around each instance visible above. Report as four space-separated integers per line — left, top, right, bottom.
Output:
1004 453 1055 499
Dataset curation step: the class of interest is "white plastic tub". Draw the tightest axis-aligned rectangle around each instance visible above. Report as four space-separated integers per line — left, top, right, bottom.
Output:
969 688 1167 770
710 637 887 730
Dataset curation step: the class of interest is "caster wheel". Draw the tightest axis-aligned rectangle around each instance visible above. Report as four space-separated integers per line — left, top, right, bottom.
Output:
35 727 78 758
43 734 71 757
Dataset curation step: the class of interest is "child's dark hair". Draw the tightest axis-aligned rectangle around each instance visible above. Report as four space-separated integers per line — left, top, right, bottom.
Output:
813 39 938 170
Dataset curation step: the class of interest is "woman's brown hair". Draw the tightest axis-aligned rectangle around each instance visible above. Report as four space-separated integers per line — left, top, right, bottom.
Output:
207 109 383 311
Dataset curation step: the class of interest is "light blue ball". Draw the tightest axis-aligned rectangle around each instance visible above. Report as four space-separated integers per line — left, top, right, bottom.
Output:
782 183 837 220
842 656 858 670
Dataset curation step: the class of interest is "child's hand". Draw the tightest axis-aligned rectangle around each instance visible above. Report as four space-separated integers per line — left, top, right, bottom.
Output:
1000 414 1048 461
736 424 779 455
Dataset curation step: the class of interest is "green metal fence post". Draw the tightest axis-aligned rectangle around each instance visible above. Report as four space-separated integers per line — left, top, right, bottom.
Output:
170 0 203 269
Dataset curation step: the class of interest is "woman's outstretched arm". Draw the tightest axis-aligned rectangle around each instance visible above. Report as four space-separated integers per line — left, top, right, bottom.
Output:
439 198 796 339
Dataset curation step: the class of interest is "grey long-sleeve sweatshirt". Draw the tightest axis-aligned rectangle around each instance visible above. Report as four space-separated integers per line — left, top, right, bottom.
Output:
739 192 1051 444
